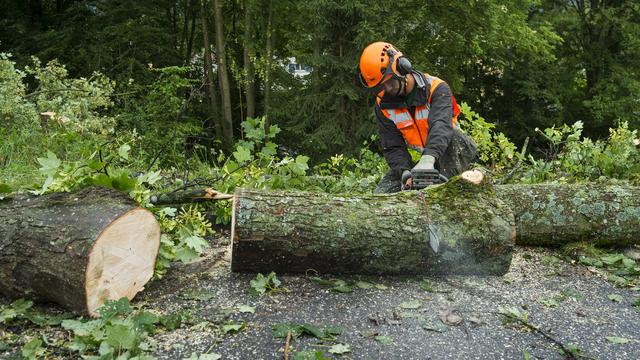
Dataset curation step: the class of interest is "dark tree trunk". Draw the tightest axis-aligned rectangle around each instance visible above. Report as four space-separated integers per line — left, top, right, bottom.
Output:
243 0 256 120
213 0 234 149
0 187 160 316
200 0 221 141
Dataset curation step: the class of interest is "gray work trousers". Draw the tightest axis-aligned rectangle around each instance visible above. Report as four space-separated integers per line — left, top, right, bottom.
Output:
374 129 479 194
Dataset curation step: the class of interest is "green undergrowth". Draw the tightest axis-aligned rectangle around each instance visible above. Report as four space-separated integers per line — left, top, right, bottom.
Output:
0 297 194 360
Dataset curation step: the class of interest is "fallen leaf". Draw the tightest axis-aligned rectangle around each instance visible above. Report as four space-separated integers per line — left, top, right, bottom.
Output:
606 336 632 344
608 294 624 303
400 300 421 309
328 343 350 354
355 281 373 289
439 308 463 326
374 335 393 346
237 305 255 314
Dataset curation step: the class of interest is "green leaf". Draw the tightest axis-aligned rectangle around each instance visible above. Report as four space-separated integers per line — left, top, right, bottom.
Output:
132 311 159 333
355 281 373 289
323 325 343 336
237 305 255 314
560 288 583 300
106 324 139 350
222 322 244 334
272 323 302 339
419 280 434 292
175 246 199 263
183 235 208 253
159 314 182 330
374 335 394 345
21 337 44 359
198 354 222 360
292 351 330 360
178 288 212 302
92 173 113 188
249 273 268 295
606 336 631 344
328 343 351 354
332 284 353 293
0 183 11 193
538 298 559 308
111 172 137 192
233 146 252 163
400 300 421 309
374 284 388 290
118 144 131 160
61 319 103 337
249 272 280 296
37 150 61 176
97 297 133 320
300 324 324 338
601 254 625 265
608 294 624 303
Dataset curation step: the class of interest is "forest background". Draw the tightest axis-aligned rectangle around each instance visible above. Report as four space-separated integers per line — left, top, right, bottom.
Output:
1 0 640 273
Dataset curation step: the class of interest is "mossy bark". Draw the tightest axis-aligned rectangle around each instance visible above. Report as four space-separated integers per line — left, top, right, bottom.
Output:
232 174 516 275
0 187 144 314
496 184 640 247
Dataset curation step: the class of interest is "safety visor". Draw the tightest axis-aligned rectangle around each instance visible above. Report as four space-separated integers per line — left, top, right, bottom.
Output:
358 52 405 96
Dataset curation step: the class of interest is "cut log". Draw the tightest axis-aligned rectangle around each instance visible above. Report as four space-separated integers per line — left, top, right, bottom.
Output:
231 170 516 275
496 184 640 247
0 187 160 316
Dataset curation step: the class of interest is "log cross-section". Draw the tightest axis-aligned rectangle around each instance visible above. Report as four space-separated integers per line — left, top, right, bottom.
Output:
0 187 160 316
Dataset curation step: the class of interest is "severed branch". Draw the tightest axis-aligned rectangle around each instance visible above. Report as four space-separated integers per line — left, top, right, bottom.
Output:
150 188 233 205
497 311 596 360
284 330 292 360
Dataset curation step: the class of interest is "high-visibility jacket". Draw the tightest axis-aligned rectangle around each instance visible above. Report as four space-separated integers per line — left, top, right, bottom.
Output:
376 74 460 152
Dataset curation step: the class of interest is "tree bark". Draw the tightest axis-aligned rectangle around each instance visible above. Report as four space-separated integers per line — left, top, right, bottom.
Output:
243 0 256 120
213 0 234 149
496 184 640 247
263 0 273 127
0 187 160 316
231 171 640 275
231 170 516 275
200 0 221 142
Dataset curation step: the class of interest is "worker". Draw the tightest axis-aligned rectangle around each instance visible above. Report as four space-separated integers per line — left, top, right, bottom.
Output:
359 42 479 193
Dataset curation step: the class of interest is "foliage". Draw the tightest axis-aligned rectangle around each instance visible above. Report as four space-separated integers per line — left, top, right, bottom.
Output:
0 297 184 359
249 272 282 296
516 121 640 184
458 101 518 171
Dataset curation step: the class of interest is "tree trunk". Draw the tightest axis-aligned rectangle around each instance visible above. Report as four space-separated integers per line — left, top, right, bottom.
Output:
496 184 640 247
200 0 221 141
263 0 273 127
0 187 161 316
231 170 516 275
243 0 256 120
213 0 234 149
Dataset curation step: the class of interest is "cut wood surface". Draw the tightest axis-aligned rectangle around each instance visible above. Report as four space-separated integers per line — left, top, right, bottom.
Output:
232 170 516 275
0 187 160 316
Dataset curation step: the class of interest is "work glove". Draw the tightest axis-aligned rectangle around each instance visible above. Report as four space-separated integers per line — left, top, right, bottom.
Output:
413 154 436 171
401 170 413 189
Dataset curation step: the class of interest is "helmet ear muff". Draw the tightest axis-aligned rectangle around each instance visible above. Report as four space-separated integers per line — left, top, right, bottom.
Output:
396 56 412 76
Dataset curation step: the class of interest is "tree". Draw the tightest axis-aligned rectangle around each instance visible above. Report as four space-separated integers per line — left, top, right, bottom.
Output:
212 0 234 148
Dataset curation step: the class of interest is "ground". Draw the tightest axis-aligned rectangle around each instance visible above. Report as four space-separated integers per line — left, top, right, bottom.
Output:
2 241 640 360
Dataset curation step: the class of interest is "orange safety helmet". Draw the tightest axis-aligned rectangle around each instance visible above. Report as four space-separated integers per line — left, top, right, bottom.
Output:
359 42 412 91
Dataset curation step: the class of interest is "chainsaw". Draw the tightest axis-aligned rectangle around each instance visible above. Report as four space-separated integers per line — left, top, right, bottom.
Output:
407 169 448 190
